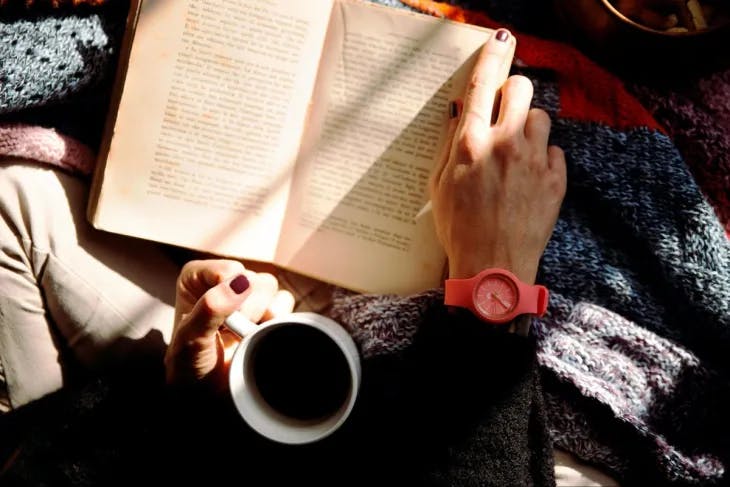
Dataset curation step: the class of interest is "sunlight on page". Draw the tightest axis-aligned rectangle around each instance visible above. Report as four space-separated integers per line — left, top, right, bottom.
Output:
91 0 496 295
96 0 333 261
278 0 492 294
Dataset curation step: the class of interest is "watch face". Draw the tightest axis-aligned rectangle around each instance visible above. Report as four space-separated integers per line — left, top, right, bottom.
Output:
474 273 518 320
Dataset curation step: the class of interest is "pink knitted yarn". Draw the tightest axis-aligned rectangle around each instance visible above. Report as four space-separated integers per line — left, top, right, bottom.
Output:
0 123 95 176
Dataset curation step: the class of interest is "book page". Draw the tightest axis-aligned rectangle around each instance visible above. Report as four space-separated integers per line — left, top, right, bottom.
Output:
276 0 493 294
90 0 333 262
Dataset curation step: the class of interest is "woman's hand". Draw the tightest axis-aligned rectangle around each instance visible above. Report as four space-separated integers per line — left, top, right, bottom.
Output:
430 29 567 284
164 259 294 392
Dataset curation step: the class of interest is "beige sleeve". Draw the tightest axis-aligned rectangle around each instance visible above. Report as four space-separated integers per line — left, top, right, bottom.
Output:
0 160 178 408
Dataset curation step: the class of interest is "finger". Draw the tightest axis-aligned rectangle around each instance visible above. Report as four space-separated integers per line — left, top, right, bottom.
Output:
238 272 279 323
175 259 246 321
430 100 461 191
495 75 534 137
548 145 568 202
261 289 296 322
180 273 252 340
459 28 515 137
489 41 515 125
548 145 567 175
178 259 246 293
524 107 552 151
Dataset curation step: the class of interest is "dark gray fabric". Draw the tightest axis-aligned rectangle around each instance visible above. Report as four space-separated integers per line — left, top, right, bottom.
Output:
0 309 555 487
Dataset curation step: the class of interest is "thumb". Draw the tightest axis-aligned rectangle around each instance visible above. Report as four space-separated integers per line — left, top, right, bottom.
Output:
181 274 252 341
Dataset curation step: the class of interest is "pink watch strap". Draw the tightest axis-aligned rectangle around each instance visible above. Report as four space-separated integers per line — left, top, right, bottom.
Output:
444 276 478 312
516 282 549 317
445 269 549 322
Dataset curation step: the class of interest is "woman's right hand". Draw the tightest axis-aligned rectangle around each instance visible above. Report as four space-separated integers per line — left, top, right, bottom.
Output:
429 29 567 284
164 259 294 393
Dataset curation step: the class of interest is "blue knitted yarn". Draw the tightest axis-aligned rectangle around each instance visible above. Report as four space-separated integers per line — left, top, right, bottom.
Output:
541 121 730 352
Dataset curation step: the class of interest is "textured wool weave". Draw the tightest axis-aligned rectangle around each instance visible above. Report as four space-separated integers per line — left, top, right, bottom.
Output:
627 73 730 236
1 0 729 485
332 1 730 485
0 0 126 148
0 123 95 173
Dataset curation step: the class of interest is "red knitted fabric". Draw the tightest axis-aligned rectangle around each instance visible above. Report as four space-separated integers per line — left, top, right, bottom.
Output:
401 0 663 132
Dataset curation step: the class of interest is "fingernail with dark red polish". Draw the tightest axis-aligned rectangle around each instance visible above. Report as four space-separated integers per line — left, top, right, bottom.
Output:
230 275 250 294
449 101 458 119
495 29 510 42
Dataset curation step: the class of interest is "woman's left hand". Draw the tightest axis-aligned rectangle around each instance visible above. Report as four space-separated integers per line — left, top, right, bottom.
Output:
164 259 294 393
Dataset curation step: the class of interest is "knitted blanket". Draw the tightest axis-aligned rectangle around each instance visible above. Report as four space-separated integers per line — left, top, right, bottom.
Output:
332 1 730 485
1 1 729 485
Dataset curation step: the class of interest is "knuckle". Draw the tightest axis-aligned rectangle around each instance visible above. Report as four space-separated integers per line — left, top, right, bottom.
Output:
197 293 219 320
530 151 549 169
467 76 483 93
468 65 492 91
455 130 483 162
180 259 200 276
492 135 521 160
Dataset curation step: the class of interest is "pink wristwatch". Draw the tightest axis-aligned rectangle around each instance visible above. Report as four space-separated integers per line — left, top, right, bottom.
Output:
444 268 548 325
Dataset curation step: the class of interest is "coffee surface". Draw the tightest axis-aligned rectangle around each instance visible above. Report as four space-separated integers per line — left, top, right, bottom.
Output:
252 325 351 420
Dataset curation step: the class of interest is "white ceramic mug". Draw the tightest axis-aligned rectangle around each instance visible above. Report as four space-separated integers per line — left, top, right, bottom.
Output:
225 311 361 445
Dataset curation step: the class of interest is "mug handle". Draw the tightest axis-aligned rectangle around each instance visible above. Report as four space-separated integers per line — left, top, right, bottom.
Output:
224 311 259 338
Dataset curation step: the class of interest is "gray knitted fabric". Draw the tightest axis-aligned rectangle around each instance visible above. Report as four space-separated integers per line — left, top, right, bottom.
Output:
0 3 126 147
0 16 110 112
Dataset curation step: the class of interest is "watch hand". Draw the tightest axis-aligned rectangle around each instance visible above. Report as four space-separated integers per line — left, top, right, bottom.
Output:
493 293 510 309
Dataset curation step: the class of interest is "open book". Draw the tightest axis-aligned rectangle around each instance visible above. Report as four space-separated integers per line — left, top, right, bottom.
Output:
88 0 495 295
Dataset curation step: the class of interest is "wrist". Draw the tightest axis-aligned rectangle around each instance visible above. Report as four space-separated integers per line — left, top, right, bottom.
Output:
448 258 537 284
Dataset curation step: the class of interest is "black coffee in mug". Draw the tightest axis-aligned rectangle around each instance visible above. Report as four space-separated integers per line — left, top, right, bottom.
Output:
251 324 351 420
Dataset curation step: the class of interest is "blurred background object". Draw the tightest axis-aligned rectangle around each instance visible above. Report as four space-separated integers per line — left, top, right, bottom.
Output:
553 0 730 74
